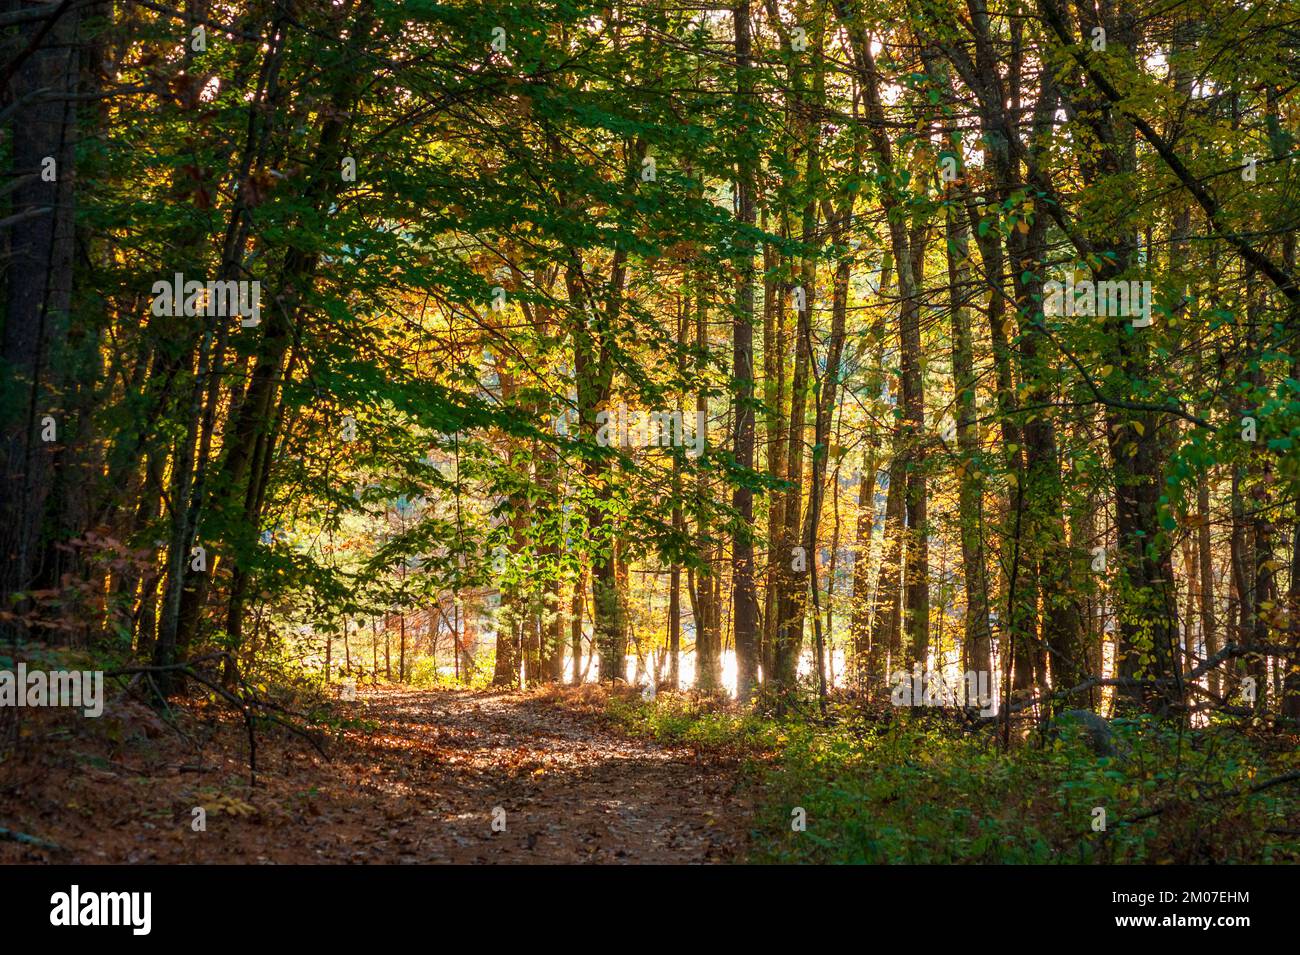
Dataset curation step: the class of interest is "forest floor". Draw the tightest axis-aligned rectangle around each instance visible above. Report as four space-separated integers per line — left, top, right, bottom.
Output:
0 685 750 864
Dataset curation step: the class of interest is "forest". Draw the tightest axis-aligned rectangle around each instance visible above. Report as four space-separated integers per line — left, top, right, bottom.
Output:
1 0 1299 867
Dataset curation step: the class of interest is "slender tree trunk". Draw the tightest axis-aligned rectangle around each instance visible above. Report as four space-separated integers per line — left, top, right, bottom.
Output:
946 204 991 694
570 567 586 685
849 445 878 688
869 455 906 694
731 0 759 700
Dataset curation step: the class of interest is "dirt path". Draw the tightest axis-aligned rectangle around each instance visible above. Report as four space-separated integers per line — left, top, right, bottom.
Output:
1 686 748 864
351 687 746 863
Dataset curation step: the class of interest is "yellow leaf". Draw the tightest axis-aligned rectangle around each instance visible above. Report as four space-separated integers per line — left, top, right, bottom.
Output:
1132 421 1145 437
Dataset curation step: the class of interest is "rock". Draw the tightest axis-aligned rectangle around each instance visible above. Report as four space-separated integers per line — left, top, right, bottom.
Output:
1051 708 1118 758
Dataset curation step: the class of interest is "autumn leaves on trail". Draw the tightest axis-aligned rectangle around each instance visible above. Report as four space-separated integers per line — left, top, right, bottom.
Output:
1 688 747 865
342 689 746 864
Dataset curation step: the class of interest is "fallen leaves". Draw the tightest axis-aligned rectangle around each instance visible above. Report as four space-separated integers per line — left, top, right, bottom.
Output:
1 685 747 864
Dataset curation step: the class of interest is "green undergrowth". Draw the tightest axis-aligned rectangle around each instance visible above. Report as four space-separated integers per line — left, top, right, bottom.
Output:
406 654 496 691
607 694 1300 864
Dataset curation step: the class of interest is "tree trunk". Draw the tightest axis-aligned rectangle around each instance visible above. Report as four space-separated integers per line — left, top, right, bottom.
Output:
730 0 760 700
946 204 991 694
